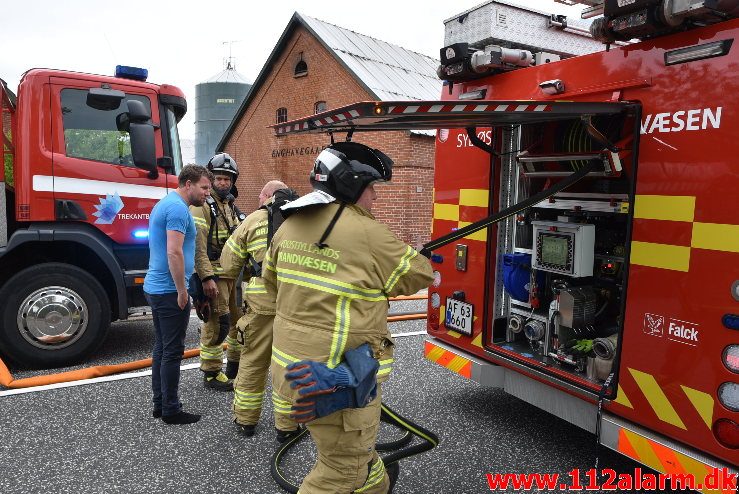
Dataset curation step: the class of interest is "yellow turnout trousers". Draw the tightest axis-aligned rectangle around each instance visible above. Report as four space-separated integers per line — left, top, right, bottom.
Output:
199 277 241 371
297 391 389 494
232 308 297 431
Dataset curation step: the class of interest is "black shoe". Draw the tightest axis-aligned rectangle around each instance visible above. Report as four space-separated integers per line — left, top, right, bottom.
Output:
237 423 255 437
275 427 302 443
387 462 399 493
203 371 233 391
225 360 239 380
153 409 162 418
162 411 201 425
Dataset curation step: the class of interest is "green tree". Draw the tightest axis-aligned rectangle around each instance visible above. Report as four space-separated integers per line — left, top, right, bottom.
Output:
63 129 133 166
3 131 12 187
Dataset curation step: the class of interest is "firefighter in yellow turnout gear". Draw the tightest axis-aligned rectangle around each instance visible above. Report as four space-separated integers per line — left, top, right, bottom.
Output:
219 180 300 439
191 153 244 391
264 142 433 494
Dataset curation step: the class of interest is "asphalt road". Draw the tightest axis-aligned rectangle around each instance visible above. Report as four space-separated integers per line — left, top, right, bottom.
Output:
0 300 677 493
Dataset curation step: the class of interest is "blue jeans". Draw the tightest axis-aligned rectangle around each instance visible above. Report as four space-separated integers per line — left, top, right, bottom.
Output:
145 292 191 417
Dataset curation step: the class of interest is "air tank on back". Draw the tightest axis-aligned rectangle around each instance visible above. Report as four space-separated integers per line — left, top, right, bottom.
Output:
194 62 251 165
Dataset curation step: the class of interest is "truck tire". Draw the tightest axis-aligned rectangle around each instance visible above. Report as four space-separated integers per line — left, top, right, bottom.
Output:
0 263 111 368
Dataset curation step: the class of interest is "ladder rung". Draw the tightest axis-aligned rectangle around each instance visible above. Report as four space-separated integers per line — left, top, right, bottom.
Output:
522 170 609 177
516 151 603 163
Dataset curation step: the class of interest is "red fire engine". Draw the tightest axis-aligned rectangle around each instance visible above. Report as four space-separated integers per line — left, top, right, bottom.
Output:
0 66 186 367
273 0 737 488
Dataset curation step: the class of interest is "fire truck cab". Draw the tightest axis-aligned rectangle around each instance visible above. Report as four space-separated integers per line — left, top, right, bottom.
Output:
0 67 186 367
272 0 738 486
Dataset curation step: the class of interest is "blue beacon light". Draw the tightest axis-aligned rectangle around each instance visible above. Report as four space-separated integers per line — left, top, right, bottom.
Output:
115 65 149 82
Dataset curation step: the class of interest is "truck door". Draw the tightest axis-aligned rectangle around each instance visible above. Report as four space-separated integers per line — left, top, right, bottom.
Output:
271 99 640 397
48 77 169 245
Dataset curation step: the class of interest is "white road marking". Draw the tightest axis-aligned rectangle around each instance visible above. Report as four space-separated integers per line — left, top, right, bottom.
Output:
0 331 428 396
392 330 427 338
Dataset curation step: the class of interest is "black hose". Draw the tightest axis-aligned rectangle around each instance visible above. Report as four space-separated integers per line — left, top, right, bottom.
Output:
375 429 414 452
270 402 439 493
594 299 609 319
378 402 439 466
270 427 309 494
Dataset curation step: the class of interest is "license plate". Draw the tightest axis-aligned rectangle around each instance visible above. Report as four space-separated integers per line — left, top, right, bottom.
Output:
445 298 473 336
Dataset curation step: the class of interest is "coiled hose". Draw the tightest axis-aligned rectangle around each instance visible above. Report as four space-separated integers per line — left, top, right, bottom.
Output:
270 402 439 493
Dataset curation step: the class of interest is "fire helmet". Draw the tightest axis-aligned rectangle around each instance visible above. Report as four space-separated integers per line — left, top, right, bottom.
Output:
207 153 239 180
310 142 393 203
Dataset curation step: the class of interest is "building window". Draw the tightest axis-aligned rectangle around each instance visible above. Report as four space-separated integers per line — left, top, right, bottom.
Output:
294 52 308 77
314 101 327 114
276 107 288 124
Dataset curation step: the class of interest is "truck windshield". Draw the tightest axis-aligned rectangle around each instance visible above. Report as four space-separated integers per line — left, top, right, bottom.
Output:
165 106 184 175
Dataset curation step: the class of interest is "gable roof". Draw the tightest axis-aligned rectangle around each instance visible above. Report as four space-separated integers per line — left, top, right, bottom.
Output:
0 78 16 107
216 12 441 151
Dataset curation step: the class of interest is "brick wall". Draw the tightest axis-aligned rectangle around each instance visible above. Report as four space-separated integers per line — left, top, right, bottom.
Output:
1 112 9 137
223 25 435 244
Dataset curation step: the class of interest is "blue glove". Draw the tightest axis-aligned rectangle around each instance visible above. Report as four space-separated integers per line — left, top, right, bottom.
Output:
285 361 358 398
287 344 380 423
290 388 356 423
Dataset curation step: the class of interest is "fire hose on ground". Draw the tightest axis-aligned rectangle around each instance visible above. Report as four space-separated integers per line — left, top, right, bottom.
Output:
0 296 427 390
270 402 439 493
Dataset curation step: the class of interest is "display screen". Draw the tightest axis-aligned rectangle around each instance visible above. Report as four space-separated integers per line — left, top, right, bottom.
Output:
540 234 570 267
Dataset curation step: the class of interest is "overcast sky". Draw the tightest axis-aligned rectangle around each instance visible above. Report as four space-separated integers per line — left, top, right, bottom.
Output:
1 0 584 156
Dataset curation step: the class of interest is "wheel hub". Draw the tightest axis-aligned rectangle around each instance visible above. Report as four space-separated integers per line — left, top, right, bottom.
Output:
17 286 89 349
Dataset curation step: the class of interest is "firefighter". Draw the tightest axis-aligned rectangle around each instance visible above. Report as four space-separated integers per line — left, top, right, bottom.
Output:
219 180 301 440
191 153 244 391
263 142 434 494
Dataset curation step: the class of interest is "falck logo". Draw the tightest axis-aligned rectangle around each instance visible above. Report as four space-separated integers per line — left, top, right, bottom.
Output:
643 313 664 337
93 193 124 224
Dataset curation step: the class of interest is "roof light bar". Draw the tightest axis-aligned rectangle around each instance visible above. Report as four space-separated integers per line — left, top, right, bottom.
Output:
115 65 149 81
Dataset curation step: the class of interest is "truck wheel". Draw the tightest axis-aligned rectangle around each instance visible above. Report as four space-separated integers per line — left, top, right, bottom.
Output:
0 263 111 368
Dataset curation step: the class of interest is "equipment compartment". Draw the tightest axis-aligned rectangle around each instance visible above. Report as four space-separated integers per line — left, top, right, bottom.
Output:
486 115 637 394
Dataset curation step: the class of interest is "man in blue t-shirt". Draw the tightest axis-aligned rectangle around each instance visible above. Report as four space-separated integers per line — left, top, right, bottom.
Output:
144 164 213 425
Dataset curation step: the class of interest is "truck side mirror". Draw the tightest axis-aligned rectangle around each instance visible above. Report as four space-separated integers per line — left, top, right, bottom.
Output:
157 156 174 174
126 100 158 179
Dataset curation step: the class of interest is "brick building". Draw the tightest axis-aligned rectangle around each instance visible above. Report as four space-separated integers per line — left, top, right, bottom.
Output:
1 79 15 185
217 13 440 244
